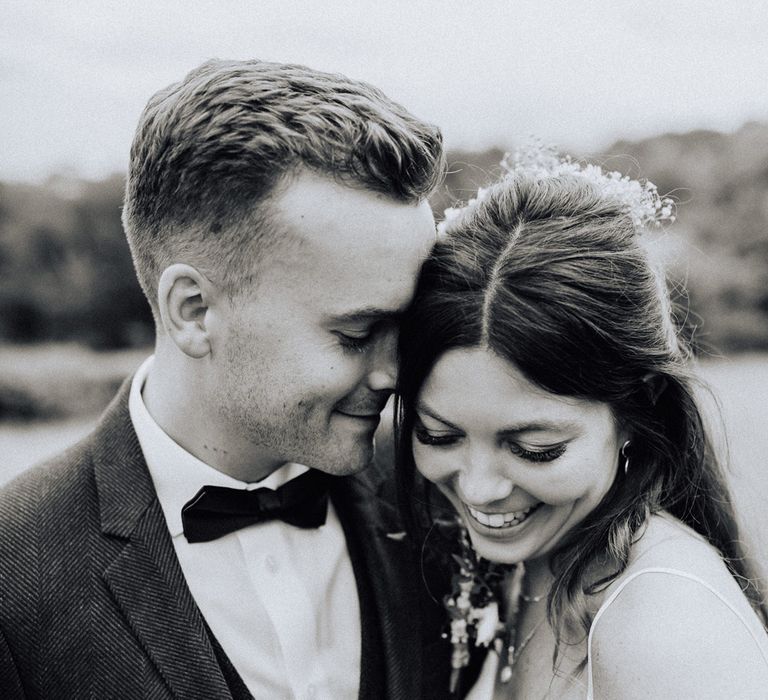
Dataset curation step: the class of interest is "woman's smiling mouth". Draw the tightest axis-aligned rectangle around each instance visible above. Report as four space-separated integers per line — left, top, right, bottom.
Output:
465 502 543 529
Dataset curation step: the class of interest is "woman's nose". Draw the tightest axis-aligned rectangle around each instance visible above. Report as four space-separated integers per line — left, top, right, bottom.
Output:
456 451 515 506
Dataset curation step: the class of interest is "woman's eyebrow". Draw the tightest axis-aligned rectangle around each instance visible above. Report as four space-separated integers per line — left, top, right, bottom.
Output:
497 420 581 436
416 402 582 435
414 402 461 430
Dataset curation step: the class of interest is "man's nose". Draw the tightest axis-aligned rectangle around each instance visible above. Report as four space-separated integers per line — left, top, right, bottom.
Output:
366 328 397 392
457 448 515 506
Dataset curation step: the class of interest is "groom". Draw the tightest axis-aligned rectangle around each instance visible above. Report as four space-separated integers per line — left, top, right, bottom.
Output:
0 60 450 699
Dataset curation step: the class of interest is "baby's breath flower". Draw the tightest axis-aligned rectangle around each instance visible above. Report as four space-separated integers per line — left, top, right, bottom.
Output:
501 144 676 229
439 143 677 232
473 601 500 647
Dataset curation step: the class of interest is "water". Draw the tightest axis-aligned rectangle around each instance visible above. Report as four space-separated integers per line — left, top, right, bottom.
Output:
699 357 768 572
0 416 94 483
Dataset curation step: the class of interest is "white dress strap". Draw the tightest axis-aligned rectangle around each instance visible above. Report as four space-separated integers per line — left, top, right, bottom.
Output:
585 566 768 699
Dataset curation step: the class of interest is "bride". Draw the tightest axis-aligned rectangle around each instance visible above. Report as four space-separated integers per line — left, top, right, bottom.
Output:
396 151 768 698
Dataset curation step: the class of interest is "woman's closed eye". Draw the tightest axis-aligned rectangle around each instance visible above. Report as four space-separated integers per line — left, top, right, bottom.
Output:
413 426 460 446
506 441 567 463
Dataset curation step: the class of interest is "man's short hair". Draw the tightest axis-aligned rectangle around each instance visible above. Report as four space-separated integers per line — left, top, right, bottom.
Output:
121 59 445 311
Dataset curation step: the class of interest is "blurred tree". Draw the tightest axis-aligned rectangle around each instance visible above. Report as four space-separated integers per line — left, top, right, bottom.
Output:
607 123 768 352
66 176 153 347
0 175 153 348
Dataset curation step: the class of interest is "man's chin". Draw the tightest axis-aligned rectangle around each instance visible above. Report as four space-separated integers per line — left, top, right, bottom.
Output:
311 441 374 476
338 449 375 475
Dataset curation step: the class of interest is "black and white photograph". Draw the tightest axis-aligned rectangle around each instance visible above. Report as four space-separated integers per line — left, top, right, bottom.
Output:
2 1 768 697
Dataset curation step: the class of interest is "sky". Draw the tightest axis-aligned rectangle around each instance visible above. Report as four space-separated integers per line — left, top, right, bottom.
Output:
2 0 768 181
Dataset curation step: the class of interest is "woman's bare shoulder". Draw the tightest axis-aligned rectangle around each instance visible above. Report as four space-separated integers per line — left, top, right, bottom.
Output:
626 514 747 594
589 550 768 699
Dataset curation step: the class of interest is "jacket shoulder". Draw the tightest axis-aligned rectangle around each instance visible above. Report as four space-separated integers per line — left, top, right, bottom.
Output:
0 433 113 617
0 434 98 538
0 377 136 544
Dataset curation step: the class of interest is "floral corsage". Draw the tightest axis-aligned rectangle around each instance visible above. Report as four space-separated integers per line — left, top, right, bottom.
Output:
443 520 526 695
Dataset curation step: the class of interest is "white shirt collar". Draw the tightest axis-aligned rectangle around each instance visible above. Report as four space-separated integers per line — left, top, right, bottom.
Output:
128 356 309 537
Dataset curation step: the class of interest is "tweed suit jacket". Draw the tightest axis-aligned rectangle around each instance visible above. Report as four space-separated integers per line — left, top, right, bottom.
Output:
0 379 451 699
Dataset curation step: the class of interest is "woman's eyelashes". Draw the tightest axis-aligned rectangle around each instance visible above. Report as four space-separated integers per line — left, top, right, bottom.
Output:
413 421 567 463
413 428 458 446
506 441 567 462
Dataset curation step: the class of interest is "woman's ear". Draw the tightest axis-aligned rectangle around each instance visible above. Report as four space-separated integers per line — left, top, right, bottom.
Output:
157 263 215 359
642 372 668 405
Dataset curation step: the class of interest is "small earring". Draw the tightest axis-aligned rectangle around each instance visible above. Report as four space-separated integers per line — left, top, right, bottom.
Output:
620 440 631 475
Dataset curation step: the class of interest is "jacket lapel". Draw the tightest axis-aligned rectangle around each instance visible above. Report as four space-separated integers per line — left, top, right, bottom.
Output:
331 467 423 700
93 381 232 700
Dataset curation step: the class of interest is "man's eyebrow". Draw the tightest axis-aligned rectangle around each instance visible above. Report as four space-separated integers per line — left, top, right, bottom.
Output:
326 307 403 324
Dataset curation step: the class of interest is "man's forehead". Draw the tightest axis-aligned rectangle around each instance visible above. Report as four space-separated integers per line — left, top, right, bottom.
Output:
269 171 435 251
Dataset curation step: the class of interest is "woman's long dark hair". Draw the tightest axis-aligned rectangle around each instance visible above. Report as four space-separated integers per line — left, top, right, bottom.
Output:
396 173 767 657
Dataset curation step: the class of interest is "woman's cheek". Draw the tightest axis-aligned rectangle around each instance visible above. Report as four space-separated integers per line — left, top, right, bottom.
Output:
412 444 449 483
527 459 608 505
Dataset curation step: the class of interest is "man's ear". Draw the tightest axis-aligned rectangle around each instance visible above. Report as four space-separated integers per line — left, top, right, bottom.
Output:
157 263 216 359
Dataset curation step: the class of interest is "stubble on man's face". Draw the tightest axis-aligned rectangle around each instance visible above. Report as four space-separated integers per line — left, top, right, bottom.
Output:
214 322 382 477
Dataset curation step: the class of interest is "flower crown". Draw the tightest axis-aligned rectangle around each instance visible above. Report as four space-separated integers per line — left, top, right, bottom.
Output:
439 143 676 234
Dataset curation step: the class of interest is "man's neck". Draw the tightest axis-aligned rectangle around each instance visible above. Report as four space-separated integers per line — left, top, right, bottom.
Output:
142 352 284 483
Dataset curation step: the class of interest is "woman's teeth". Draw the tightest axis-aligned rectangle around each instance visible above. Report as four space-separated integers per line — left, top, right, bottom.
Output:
466 504 539 529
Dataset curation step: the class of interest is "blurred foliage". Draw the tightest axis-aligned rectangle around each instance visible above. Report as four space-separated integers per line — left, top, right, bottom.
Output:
0 122 767 352
0 175 153 348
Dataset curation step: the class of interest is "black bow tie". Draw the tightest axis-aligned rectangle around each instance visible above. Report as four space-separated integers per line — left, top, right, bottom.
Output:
181 468 331 543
